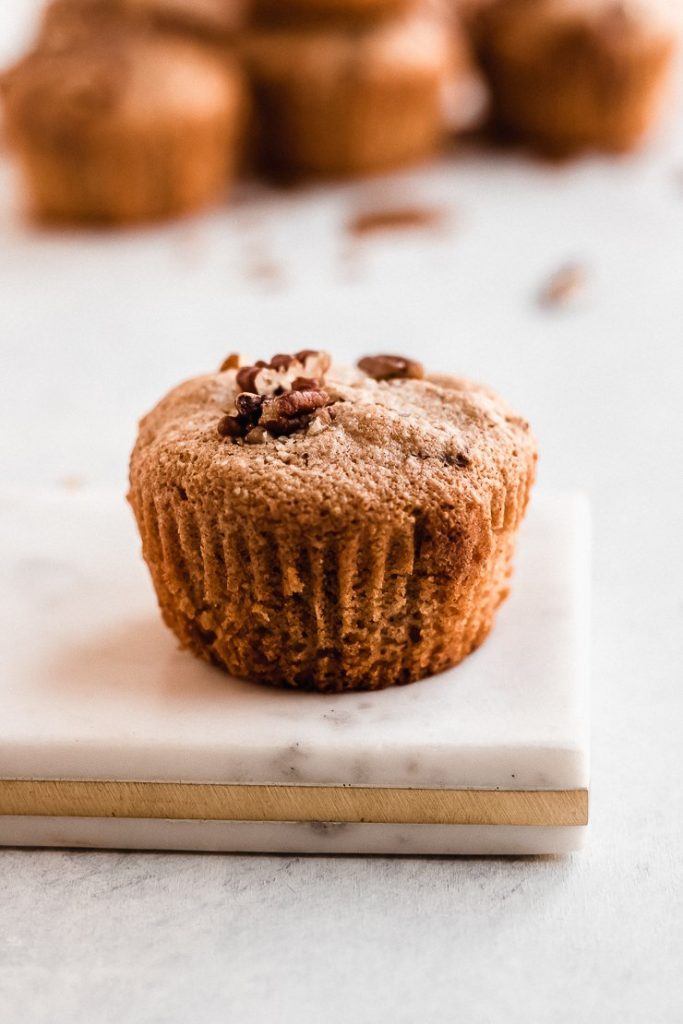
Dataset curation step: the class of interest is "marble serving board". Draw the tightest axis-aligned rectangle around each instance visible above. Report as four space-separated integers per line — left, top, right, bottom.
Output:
0 487 590 855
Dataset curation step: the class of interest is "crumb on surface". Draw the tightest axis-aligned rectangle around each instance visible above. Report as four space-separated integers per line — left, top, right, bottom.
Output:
346 205 445 238
537 262 588 309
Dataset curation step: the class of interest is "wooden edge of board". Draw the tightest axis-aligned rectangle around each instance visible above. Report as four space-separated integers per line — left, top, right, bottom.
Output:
0 780 589 827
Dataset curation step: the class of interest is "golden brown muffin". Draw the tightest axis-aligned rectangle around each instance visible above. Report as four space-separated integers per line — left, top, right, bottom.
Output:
2 28 245 224
244 9 454 177
473 0 679 155
128 350 537 692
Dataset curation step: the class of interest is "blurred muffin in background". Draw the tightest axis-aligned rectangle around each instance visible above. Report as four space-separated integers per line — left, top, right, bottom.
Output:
39 0 247 48
244 7 457 178
1 26 245 223
471 0 680 156
436 0 489 134
125 0 246 41
250 0 412 23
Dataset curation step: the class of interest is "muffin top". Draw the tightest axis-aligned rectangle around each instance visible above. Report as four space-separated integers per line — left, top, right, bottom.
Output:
245 9 454 80
3 28 241 140
250 0 412 28
125 0 246 38
476 0 680 54
38 0 246 46
131 350 537 547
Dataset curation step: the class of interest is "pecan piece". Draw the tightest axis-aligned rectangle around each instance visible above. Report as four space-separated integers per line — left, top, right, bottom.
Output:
217 414 246 438
235 392 263 420
294 350 331 380
269 354 296 372
260 389 330 436
357 354 424 381
236 365 262 393
217 392 264 440
218 352 242 372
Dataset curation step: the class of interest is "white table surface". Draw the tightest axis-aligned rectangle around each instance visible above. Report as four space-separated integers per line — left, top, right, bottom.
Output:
1 3 682 1022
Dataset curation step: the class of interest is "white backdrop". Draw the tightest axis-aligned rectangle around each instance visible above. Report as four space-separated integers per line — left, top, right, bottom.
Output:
1 3 682 1022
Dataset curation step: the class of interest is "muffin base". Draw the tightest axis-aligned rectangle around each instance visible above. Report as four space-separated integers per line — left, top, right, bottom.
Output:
251 72 445 179
10 115 241 225
129 474 531 692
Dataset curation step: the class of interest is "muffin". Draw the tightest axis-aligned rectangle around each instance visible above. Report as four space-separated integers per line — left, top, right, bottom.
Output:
244 9 454 177
473 0 679 155
1 28 245 223
128 350 537 692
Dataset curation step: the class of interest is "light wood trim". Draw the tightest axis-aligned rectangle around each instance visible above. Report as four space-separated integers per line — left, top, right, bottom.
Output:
0 780 588 827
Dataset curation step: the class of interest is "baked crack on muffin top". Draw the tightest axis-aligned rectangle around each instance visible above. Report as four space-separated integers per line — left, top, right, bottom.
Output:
129 349 537 691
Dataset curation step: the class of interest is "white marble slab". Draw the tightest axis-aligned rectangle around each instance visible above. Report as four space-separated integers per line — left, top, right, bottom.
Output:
0 817 588 855
0 487 589 809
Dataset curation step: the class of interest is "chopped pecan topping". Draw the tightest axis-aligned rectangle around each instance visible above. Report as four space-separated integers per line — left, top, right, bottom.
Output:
217 349 333 441
290 376 320 391
218 353 242 372
295 350 332 379
269 354 296 372
260 389 330 436
233 349 331 397
217 414 246 438
235 365 262 394
357 354 424 381
235 392 263 419
217 392 263 440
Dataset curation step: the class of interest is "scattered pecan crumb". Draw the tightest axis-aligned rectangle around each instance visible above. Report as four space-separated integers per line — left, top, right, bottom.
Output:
58 474 86 491
347 206 444 237
537 263 588 308
247 256 283 287
358 354 424 381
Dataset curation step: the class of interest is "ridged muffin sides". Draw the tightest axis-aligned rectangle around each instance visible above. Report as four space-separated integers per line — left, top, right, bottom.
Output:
129 356 537 692
243 11 454 177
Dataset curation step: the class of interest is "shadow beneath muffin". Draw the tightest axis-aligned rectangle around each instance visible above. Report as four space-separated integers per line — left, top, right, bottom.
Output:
46 613 243 705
